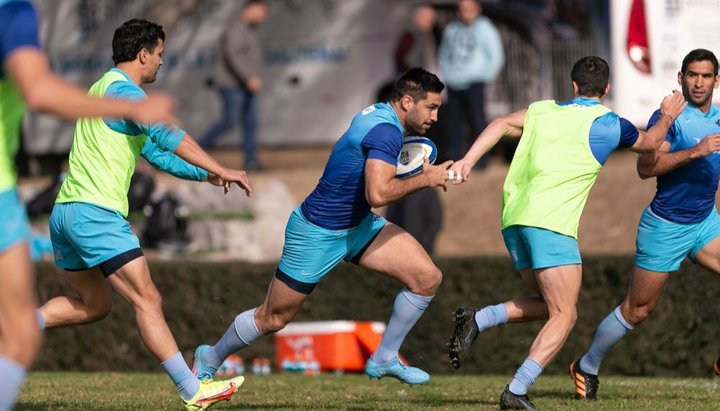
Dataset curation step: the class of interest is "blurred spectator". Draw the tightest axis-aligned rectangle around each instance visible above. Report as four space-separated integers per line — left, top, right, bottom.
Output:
483 0 555 100
386 188 443 255
144 0 202 36
588 0 610 63
384 5 444 256
394 3 439 74
439 0 504 167
200 0 268 171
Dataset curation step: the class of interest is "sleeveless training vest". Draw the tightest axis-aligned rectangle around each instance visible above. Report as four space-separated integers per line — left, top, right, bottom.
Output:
501 99 611 238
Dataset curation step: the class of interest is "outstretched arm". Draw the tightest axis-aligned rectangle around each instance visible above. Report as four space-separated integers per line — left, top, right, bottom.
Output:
449 108 526 182
365 158 453 208
637 134 720 179
106 80 251 197
6 48 176 124
629 91 686 153
141 139 208 181
172 135 252 196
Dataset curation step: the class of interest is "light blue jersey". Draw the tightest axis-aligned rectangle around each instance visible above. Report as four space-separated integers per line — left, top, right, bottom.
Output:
634 104 720 272
438 16 504 89
301 103 404 230
558 97 639 164
647 105 720 223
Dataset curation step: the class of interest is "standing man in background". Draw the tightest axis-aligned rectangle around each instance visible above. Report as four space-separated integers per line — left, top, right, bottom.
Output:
0 1 176 409
386 3 444 255
395 3 439 74
439 0 504 167
200 0 268 171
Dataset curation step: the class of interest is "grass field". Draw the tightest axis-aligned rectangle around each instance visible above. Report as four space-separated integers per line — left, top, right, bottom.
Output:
17 372 720 410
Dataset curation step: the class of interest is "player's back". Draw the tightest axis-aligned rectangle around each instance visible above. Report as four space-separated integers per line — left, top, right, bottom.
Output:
502 99 611 238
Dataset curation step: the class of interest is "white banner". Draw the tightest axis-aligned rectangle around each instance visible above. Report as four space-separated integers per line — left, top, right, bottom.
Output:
26 0 411 154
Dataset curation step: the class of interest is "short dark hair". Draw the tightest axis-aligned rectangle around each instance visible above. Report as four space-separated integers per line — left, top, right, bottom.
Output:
391 67 445 102
681 48 719 75
112 19 165 65
570 56 609 98
244 0 266 9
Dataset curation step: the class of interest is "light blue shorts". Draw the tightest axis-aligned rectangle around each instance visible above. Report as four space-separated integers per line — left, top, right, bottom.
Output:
0 189 30 253
50 202 143 276
502 225 581 270
277 207 387 294
635 207 720 272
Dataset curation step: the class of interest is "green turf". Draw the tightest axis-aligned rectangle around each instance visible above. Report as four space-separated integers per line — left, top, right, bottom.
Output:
17 372 720 410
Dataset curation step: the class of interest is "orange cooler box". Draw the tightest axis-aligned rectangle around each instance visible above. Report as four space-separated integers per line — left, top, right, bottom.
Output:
275 321 386 372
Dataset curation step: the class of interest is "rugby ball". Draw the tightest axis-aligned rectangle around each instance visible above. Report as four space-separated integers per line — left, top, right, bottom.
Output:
396 136 438 179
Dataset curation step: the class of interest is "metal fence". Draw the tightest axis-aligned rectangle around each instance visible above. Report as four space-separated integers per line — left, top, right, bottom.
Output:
487 28 596 119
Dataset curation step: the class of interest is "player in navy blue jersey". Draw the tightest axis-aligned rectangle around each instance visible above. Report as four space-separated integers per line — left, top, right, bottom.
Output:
192 67 453 385
570 48 720 401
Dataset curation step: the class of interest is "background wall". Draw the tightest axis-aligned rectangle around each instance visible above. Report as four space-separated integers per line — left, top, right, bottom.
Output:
26 0 411 153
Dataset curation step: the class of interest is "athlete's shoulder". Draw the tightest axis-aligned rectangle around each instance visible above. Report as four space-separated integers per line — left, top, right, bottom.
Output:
0 0 37 22
103 69 146 101
0 0 40 62
709 104 720 120
595 110 621 124
527 99 556 111
355 103 402 130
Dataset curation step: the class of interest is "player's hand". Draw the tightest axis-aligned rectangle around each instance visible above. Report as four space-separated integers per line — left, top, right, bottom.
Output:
693 133 720 158
206 172 225 187
219 168 253 197
448 159 471 185
135 92 178 125
246 76 263 93
659 90 686 122
421 158 454 191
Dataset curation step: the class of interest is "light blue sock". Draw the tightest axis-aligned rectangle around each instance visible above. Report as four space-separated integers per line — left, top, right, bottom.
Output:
580 306 634 375
35 309 45 330
508 357 543 396
475 303 508 332
206 308 262 368
373 288 433 364
161 352 200 401
0 356 27 411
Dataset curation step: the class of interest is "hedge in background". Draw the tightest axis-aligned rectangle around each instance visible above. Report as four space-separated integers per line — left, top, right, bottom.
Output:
33 257 720 376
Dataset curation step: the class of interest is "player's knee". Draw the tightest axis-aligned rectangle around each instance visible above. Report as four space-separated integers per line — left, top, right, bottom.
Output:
135 286 163 313
410 266 442 295
87 298 112 321
549 305 577 328
567 307 578 327
260 313 291 334
625 305 653 325
4 326 43 366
